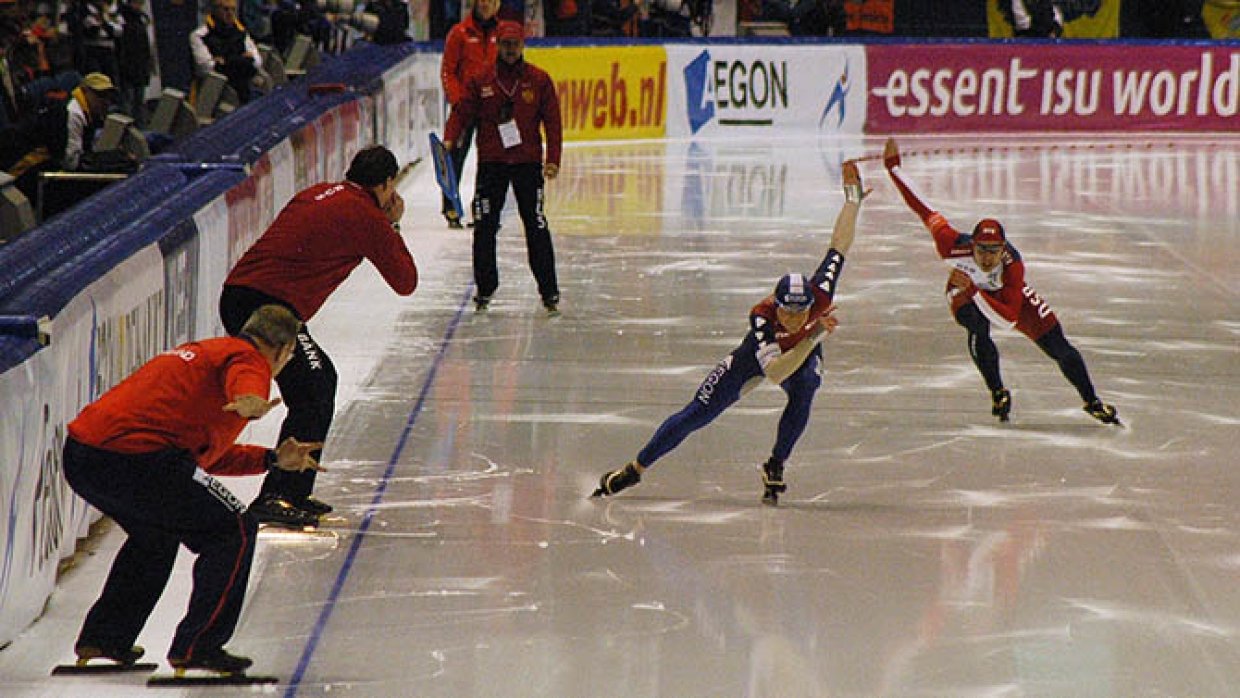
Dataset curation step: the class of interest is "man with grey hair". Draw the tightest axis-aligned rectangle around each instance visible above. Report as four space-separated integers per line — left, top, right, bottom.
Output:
63 305 323 674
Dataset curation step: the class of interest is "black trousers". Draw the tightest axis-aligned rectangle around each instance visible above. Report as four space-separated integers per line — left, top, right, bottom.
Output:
64 438 258 660
471 161 559 302
955 302 1098 403
219 285 336 503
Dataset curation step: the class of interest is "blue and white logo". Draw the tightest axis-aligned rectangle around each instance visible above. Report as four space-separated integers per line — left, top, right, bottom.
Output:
684 50 714 134
819 61 850 130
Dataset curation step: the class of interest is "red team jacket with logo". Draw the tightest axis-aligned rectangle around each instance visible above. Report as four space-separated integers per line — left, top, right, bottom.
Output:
888 166 1058 340
68 337 273 476
224 181 418 321
444 58 562 167
441 14 499 106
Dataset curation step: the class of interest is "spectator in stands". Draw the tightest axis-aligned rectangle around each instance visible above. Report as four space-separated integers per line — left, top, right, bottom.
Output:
364 0 411 44
78 0 121 80
190 0 263 103
1125 0 1209 38
543 0 588 36
440 0 500 228
116 0 152 125
591 0 639 36
999 0 1104 37
0 71 116 201
758 0 845 36
269 0 332 56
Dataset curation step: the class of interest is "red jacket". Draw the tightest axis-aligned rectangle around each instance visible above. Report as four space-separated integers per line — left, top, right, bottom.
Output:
441 13 499 106
445 58 562 167
224 181 417 321
68 337 273 476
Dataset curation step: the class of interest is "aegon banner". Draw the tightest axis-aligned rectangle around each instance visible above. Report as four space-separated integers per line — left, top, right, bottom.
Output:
665 45 868 138
866 44 1239 132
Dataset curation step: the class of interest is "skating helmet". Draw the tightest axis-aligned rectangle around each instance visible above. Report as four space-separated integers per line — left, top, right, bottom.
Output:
972 218 1006 246
774 273 814 312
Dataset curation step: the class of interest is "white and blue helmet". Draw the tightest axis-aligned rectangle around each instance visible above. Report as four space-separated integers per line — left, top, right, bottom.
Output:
774 273 814 311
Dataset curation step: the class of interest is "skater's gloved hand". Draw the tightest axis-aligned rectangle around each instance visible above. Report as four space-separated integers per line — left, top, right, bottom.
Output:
544 163 559 180
274 436 327 472
947 268 975 295
815 303 839 335
842 161 871 204
883 137 901 170
224 394 282 419
756 341 781 369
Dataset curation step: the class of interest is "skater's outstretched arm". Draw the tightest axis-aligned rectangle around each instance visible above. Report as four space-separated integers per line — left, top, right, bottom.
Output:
826 160 867 257
884 137 959 258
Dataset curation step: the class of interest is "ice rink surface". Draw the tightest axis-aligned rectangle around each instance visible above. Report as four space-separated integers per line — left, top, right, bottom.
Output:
1 133 1237 697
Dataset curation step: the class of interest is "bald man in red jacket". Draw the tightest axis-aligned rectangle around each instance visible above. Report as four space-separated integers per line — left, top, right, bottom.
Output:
64 305 322 673
220 146 417 526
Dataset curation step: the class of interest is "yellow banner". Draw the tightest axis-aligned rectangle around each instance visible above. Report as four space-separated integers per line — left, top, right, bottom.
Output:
526 46 667 142
987 0 1120 39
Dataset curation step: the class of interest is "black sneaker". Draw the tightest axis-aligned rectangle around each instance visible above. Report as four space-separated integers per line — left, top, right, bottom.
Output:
248 495 319 527
991 388 1012 422
297 496 333 516
444 211 463 229
1084 399 1120 425
591 462 641 497
169 648 253 674
760 457 786 505
542 295 560 317
75 643 145 666
474 295 491 312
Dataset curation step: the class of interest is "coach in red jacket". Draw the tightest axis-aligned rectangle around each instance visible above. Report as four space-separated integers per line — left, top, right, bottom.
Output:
220 146 417 526
64 305 322 673
440 0 500 227
444 20 562 315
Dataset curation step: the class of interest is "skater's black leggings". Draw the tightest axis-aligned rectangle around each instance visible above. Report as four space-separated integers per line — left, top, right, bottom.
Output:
954 303 1003 392
1034 324 1098 404
955 302 1098 403
219 285 336 504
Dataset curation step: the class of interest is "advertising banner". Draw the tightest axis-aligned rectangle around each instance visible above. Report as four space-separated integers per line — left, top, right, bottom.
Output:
527 46 668 142
866 44 1239 132
664 44 867 139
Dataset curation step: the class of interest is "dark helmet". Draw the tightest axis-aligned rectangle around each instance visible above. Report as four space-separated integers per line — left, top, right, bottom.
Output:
774 273 814 311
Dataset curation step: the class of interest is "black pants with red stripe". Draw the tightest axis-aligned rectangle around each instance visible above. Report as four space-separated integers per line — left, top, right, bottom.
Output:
220 284 336 504
63 438 258 661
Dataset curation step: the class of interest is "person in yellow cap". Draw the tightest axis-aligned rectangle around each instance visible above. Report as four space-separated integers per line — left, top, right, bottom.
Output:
0 71 117 202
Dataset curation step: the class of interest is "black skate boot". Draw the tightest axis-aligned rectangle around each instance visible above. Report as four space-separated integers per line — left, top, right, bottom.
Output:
991 388 1012 422
297 496 334 516
542 295 560 318
54 643 156 674
474 295 491 313
592 462 641 497
1083 399 1120 425
168 648 253 675
248 494 319 528
74 643 146 666
760 457 786 506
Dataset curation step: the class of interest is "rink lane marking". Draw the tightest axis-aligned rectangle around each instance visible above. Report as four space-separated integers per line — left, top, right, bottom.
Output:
284 286 475 697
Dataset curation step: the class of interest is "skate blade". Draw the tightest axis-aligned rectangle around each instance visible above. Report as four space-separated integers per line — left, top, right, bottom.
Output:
52 662 158 675
590 487 606 498
762 491 779 506
148 671 278 686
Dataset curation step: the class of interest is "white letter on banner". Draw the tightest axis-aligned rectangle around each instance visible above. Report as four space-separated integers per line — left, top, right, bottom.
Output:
874 70 909 117
1215 53 1238 117
931 70 952 116
1114 71 1152 115
1149 71 1176 115
1197 52 1213 115
980 67 1005 115
1007 58 1036 115
909 69 931 117
953 70 977 116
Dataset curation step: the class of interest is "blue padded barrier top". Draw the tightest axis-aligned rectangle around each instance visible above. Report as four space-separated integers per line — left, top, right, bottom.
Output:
168 89 356 165
304 41 422 95
3 167 246 321
0 164 189 308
